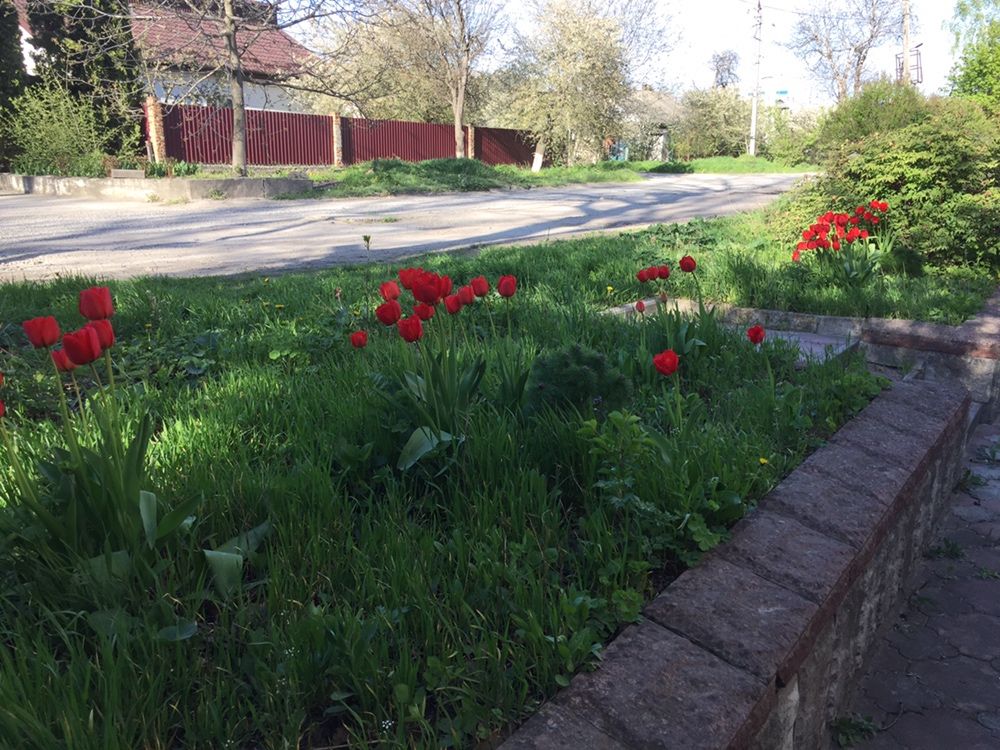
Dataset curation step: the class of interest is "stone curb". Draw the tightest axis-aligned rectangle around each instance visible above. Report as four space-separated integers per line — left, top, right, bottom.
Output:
0 172 312 202
502 379 971 750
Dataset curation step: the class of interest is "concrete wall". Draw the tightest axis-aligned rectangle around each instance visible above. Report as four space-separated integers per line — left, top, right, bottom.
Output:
0 172 311 201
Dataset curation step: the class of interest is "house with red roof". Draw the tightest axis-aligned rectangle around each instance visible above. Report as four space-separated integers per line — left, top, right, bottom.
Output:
13 0 314 112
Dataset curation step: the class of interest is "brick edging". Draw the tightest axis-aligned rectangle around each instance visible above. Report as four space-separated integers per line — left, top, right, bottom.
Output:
503 379 971 749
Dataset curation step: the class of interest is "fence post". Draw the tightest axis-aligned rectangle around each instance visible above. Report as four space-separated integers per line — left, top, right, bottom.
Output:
333 113 344 167
146 95 166 163
466 125 475 160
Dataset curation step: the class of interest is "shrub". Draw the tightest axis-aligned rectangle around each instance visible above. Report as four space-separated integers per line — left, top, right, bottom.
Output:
814 78 930 159
824 96 1000 267
1 81 109 177
525 343 631 415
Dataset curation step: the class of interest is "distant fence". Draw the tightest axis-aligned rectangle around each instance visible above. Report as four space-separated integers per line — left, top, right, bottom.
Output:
155 104 534 167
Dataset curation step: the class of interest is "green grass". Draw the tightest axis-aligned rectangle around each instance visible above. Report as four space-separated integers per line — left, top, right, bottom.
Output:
289 156 813 198
686 154 818 173
0 230 884 747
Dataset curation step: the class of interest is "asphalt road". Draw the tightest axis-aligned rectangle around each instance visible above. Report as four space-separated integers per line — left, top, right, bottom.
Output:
0 173 805 281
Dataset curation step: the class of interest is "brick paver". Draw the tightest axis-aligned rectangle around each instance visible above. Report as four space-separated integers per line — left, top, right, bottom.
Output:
850 420 1000 749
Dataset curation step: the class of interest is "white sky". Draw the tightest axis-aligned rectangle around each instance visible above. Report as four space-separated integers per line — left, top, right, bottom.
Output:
657 0 959 107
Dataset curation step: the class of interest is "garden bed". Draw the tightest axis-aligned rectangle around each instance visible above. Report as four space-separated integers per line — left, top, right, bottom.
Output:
0 258 882 747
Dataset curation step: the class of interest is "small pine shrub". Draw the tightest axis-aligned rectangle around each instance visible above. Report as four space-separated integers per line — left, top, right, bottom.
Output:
525 343 632 415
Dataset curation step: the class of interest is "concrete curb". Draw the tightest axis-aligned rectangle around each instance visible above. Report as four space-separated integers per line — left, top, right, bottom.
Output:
0 172 312 202
502 380 971 750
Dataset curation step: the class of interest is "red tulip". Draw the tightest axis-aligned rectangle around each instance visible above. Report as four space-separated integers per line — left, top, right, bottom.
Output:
653 349 679 376
78 286 115 320
679 256 696 273
747 325 765 345
635 300 646 314
51 349 76 371
458 285 475 305
657 265 670 280
62 326 103 365
23 316 61 348
413 279 442 306
349 330 368 349
398 267 422 290
438 275 454 299
792 250 801 262
636 268 650 283
0 401 4 418
444 294 463 314
413 303 435 321
397 315 423 343
375 299 402 326
87 319 115 350
497 275 517 298
379 281 401 301
471 276 490 297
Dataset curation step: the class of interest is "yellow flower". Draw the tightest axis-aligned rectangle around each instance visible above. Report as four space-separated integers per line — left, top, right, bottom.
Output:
759 457 769 465
274 304 286 311
606 285 614 294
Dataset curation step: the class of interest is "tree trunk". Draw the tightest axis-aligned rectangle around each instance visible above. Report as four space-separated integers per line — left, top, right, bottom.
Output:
452 64 468 159
531 138 545 173
223 0 247 176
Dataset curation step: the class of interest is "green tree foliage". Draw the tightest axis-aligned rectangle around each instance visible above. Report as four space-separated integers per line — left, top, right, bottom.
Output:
26 0 142 152
0 0 25 112
497 0 630 165
814 77 930 157
672 87 749 159
825 96 1000 267
950 0 1000 47
950 20 1000 114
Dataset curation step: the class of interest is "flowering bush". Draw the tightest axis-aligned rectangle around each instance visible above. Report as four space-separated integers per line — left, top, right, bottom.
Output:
792 201 890 289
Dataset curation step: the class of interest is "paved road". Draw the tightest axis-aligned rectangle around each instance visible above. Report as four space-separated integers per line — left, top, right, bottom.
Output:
0 173 803 281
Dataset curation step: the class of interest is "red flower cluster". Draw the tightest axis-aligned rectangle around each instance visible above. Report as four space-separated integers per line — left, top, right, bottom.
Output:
357 270 518 347
792 202 887 262
21 286 117 370
636 265 670 283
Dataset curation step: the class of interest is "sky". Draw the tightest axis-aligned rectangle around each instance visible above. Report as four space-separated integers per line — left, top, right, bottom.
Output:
657 0 960 108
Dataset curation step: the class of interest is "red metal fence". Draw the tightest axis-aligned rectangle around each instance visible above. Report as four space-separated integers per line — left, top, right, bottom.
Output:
341 117 465 163
157 104 534 168
475 127 535 166
162 105 334 165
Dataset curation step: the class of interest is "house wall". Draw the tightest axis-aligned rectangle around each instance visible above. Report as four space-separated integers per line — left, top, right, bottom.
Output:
152 70 306 113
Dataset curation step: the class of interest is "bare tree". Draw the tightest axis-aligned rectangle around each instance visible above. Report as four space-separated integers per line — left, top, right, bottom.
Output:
711 49 739 89
789 0 901 102
392 0 502 158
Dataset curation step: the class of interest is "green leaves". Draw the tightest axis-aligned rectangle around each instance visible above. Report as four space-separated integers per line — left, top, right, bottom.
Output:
203 521 271 600
397 427 457 471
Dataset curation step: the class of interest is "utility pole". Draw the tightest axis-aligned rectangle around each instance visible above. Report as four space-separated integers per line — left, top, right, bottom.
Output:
748 0 763 156
901 0 911 83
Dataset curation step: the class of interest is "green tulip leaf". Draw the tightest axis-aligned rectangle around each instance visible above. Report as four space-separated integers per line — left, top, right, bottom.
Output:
157 619 198 642
397 427 452 471
203 549 244 599
139 490 158 549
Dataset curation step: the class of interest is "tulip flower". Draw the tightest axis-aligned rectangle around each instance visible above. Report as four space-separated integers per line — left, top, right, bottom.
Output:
497 275 517 298
397 316 423 343
375 300 403 326
51 349 76 371
87 319 115 350
653 349 679 376
747 325 765 345
379 281 401 301
62 326 103 366
349 330 368 349
679 256 696 273
79 286 115 320
458 285 475 305
471 276 489 296
23 316 61 348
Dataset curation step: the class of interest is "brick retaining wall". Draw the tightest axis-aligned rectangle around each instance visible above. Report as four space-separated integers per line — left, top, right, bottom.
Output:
503 380 971 749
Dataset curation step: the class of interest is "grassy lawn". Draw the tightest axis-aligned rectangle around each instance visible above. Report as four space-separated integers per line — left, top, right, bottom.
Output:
282 156 815 198
0 224 884 746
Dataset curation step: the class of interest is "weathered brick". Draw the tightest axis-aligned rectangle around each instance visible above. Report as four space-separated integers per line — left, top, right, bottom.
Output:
644 557 818 683
716 508 855 606
760 466 887 550
500 703 629 750
553 620 768 750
